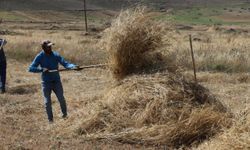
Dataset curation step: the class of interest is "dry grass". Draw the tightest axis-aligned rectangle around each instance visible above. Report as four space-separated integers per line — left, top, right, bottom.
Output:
170 28 250 73
2 30 107 65
3 24 250 73
101 7 169 79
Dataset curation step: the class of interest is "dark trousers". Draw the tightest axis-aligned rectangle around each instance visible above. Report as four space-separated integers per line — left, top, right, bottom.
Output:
42 81 67 121
0 61 6 92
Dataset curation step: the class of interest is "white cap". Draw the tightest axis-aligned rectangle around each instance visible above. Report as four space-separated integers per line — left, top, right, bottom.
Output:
41 40 54 47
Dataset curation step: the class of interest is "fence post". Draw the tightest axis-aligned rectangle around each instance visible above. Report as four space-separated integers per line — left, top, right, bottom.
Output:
189 35 197 84
83 0 88 32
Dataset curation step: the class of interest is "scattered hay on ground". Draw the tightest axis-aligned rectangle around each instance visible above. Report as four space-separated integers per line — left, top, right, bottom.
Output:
8 84 39 95
101 7 170 80
198 105 250 150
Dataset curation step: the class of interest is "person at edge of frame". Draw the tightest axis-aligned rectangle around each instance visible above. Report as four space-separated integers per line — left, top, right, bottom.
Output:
0 39 7 94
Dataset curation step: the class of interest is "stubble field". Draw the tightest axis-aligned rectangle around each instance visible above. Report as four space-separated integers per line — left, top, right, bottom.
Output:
0 9 250 149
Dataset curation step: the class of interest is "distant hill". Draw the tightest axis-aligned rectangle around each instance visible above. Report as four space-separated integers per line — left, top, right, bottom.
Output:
1 0 250 10
0 0 86 10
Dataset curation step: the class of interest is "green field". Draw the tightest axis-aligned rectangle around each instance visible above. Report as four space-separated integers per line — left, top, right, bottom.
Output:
157 3 250 25
0 11 29 21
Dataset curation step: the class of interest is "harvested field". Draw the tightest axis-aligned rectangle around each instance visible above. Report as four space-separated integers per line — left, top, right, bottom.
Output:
0 4 250 150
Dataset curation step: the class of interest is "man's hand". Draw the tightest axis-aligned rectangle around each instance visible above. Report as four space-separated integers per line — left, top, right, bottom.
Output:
73 65 82 71
42 68 49 73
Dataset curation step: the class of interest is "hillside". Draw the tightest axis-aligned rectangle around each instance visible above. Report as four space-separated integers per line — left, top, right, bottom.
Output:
1 0 250 10
0 0 87 10
1 0 250 25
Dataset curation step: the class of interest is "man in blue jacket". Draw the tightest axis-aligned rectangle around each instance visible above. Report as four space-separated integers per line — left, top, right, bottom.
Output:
29 40 79 123
0 39 7 94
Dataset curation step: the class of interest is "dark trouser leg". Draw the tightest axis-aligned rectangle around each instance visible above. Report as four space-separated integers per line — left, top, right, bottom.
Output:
42 82 53 121
53 81 67 117
0 61 6 92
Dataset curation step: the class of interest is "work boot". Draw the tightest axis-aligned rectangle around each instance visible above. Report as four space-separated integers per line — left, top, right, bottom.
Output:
1 89 5 94
48 119 53 124
62 114 68 119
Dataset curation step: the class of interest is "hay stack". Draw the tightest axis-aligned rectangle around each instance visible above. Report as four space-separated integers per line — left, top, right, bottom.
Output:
77 73 230 147
101 7 168 80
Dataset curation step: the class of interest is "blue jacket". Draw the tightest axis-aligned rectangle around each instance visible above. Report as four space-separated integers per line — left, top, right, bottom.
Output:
0 39 7 62
29 51 76 82
0 48 6 62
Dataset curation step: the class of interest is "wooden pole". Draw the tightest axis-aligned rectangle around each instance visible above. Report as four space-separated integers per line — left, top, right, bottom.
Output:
189 35 197 84
83 0 88 32
48 64 107 73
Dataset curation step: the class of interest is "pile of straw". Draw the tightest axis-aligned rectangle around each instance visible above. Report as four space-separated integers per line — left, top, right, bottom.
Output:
101 7 168 80
77 73 230 147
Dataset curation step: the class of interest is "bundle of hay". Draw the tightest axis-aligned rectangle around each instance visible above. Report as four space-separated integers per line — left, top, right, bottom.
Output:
101 7 168 80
